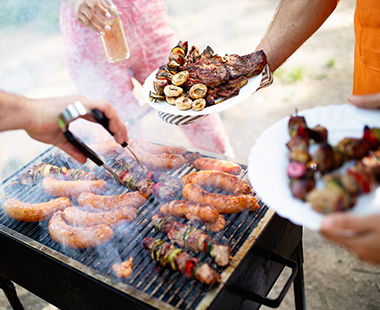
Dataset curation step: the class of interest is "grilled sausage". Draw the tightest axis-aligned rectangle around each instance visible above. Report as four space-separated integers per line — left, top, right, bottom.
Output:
192 158 242 175
182 183 259 214
127 139 186 170
62 206 137 228
42 177 107 198
204 215 226 232
160 200 219 222
77 191 146 211
90 140 125 157
180 170 251 195
48 211 113 249
134 137 187 155
3 197 71 222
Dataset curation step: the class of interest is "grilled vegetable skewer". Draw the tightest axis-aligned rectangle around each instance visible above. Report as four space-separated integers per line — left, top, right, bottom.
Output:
115 159 177 201
10 162 97 188
152 214 231 267
142 237 221 285
306 151 380 213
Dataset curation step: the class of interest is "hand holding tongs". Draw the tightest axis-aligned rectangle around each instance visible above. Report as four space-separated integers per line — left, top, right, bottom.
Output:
57 101 140 186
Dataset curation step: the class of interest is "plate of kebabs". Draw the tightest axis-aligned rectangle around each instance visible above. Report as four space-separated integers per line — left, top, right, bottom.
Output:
143 41 266 116
248 104 380 231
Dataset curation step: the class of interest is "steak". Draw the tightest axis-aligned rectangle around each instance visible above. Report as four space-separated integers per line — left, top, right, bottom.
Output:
224 50 267 78
182 46 230 88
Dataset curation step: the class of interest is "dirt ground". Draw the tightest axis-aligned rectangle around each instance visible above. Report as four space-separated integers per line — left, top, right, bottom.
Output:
1 0 380 309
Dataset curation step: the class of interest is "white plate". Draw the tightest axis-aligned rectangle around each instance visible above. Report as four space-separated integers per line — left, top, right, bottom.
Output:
248 104 380 231
142 68 262 116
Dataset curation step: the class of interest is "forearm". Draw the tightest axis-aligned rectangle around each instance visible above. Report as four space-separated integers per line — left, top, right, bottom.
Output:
0 90 33 132
257 0 339 72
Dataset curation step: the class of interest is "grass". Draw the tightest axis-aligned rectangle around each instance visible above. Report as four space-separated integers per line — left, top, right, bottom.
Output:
274 67 306 84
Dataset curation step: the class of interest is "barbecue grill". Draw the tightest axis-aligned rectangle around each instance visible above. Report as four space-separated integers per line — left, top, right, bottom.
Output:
0 143 305 310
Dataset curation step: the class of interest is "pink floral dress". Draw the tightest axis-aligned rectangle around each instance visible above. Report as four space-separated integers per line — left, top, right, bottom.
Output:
60 0 234 156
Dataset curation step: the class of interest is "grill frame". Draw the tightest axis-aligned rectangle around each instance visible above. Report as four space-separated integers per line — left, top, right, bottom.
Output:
0 144 305 310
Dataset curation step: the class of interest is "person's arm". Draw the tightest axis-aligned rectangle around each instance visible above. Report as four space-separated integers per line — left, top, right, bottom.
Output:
256 0 339 72
0 91 128 164
321 213 380 264
347 93 380 109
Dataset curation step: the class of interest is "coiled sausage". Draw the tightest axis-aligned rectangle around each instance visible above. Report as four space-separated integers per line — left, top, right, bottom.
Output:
48 211 113 249
160 200 219 222
77 191 146 211
42 177 107 198
181 170 251 195
134 137 187 155
192 158 242 175
127 139 186 170
62 206 137 228
182 183 259 214
3 197 71 222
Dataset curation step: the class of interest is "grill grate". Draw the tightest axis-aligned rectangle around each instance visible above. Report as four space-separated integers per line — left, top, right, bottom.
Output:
0 146 267 310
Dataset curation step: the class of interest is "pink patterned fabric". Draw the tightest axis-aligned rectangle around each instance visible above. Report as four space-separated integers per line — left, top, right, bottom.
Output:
60 0 234 156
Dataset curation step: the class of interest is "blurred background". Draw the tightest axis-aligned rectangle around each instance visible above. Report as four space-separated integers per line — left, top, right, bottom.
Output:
1 0 380 309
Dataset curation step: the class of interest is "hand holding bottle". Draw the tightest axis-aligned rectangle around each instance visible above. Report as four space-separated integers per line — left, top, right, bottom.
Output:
64 0 118 36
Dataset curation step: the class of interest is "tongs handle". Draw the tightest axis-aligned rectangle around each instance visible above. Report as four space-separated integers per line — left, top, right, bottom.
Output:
64 131 104 167
92 109 128 148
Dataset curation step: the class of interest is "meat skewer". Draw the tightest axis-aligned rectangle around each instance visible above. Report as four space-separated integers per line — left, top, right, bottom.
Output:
287 111 380 196
115 159 177 201
10 162 97 188
152 214 231 267
306 151 380 213
142 236 221 285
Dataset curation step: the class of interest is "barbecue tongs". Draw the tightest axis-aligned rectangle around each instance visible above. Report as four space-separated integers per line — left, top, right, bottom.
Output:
57 101 140 186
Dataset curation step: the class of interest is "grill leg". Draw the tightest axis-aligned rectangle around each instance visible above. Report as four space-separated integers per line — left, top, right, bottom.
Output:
290 241 306 310
0 275 25 310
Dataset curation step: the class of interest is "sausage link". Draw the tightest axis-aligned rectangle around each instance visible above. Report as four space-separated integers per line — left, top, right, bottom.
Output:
134 137 187 155
127 139 186 170
192 158 242 175
160 200 219 222
182 183 259 214
48 211 114 249
180 170 251 195
3 197 71 222
62 206 137 228
77 191 146 211
42 177 107 198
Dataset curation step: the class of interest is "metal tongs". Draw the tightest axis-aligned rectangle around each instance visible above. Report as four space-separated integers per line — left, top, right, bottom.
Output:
57 101 140 186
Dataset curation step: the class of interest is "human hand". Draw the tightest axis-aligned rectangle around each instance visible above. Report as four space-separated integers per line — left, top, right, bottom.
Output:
347 93 380 109
320 212 380 264
25 95 128 164
69 0 118 35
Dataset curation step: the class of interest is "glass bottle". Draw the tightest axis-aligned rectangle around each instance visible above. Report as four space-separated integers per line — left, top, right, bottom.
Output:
100 0 130 63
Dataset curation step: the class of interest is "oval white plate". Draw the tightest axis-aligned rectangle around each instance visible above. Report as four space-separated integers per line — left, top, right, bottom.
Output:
142 68 262 116
248 104 380 231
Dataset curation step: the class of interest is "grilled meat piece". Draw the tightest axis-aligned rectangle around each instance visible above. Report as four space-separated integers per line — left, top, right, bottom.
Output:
223 50 267 78
182 45 201 67
214 76 248 99
182 46 230 88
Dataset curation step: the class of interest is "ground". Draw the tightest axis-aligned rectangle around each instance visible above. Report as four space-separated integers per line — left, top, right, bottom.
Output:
1 0 380 309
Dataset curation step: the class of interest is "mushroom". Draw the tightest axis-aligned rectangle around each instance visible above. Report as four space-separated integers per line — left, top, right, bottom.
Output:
153 80 168 95
172 71 189 86
164 85 183 98
192 98 206 111
149 90 165 101
189 83 208 99
166 95 182 105
175 97 193 110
